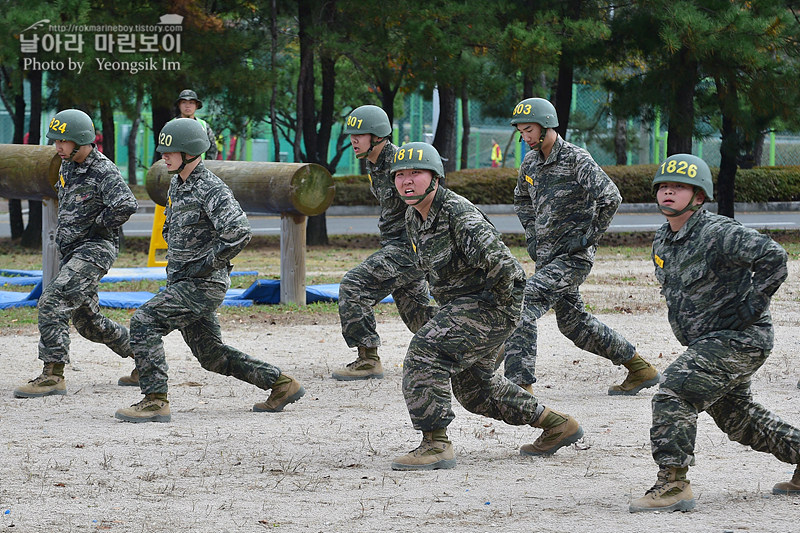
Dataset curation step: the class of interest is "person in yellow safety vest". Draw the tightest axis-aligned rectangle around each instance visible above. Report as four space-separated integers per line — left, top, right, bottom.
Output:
491 139 502 167
174 89 218 160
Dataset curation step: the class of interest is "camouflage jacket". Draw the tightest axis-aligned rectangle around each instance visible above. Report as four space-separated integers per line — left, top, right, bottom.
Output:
406 186 525 316
652 209 787 349
55 147 137 270
164 162 252 285
367 142 410 247
513 134 621 264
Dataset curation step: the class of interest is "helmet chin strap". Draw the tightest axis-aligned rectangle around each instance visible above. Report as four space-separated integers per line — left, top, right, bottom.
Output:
658 189 702 217
521 128 547 151
404 176 439 206
168 152 201 175
356 135 386 160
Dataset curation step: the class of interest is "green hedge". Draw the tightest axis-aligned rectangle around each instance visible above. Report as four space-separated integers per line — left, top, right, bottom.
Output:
332 165 800 205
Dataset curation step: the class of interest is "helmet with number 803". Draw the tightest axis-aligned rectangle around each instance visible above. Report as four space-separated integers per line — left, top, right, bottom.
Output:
652 153 714 201
510 97 559 128
343 105 392 137
156 118 210 156
390 142 445 180
46 109 96 146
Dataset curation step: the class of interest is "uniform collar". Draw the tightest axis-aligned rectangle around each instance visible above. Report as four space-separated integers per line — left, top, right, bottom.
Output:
665 208 707 243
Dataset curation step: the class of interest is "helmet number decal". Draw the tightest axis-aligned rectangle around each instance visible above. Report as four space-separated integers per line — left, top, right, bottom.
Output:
49 118 67 134
346 115 363 130
660 159 697 178
394 147 424 162
159 132 173 147
513 103 532 116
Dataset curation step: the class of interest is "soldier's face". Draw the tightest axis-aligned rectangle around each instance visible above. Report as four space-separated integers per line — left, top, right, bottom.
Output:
55 139 78 159
179 100 198 117
162 152 181 171
516 122 543 149
395 168 433 203
349 133 372 156
657 182 703 209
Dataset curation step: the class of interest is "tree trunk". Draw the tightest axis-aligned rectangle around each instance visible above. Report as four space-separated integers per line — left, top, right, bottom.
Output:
128 89 143 185
21 68 43 248
433 85 457 174
553 52 574 139
460 87 470 170
8 70 26 239
666 49 696 155
270 0 281 163
717 114 737 219
614 116 627 165
100 101 115 162
150 86 173 163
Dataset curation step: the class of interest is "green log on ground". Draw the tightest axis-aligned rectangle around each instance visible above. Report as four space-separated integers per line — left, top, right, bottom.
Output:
0 144 61 200
146 160 335 216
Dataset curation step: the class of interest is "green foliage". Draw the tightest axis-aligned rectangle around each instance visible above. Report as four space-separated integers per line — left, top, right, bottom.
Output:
332 165 800 206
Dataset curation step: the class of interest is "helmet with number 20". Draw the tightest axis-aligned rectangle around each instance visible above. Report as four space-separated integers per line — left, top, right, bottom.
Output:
652 154 714 201
156 118 211 156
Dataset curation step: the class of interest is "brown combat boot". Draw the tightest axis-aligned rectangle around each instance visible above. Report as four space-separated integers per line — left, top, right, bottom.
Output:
118 367 139 386
391 429 456 471
253 374 305 412
608 353 661 396
331 347 384 381
772 464 800 495
520 407 584 456
14 363 67 398
629 466 695 512
115 393 171 423
519 384 534 394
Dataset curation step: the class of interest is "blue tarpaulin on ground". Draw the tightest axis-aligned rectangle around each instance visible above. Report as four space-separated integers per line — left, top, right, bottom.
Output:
0 267 258 287
0 270 396 309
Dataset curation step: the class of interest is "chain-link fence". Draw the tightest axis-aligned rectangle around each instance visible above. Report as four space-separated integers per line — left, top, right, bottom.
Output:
3 84 800 176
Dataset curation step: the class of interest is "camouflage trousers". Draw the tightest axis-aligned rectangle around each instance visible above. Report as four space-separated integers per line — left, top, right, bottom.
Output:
38 256 133 363
130 279 281 395
651 336 800 468
339 244 437 348
502 253 636 384
402 294 540 432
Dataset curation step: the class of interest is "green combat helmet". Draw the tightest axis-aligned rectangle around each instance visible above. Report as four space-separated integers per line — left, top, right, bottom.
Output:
46 109 96 160
175 89 203 109
343 105 391 159
390 142 443 205
156 118 211 175
510 97 558 151
653 153 713 217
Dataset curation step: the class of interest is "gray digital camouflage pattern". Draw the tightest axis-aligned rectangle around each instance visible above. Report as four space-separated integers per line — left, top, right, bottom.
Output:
131 163 281 394
339 142 436 348
38 147 137 363
503 135 635 384
402 186 541 431
650 209 800 467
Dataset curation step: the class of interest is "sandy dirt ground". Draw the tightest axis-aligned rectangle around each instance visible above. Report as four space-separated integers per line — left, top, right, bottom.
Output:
2 257 800 532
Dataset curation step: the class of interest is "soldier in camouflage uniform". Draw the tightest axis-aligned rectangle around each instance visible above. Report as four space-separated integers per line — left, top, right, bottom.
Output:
389 143 584 471
333 105 437 381
500 97 660 395
114 119 304 423
629 154 800 512
14 109 138 399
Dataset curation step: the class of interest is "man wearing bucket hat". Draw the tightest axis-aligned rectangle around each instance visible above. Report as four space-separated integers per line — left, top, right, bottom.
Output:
174 89 218 160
